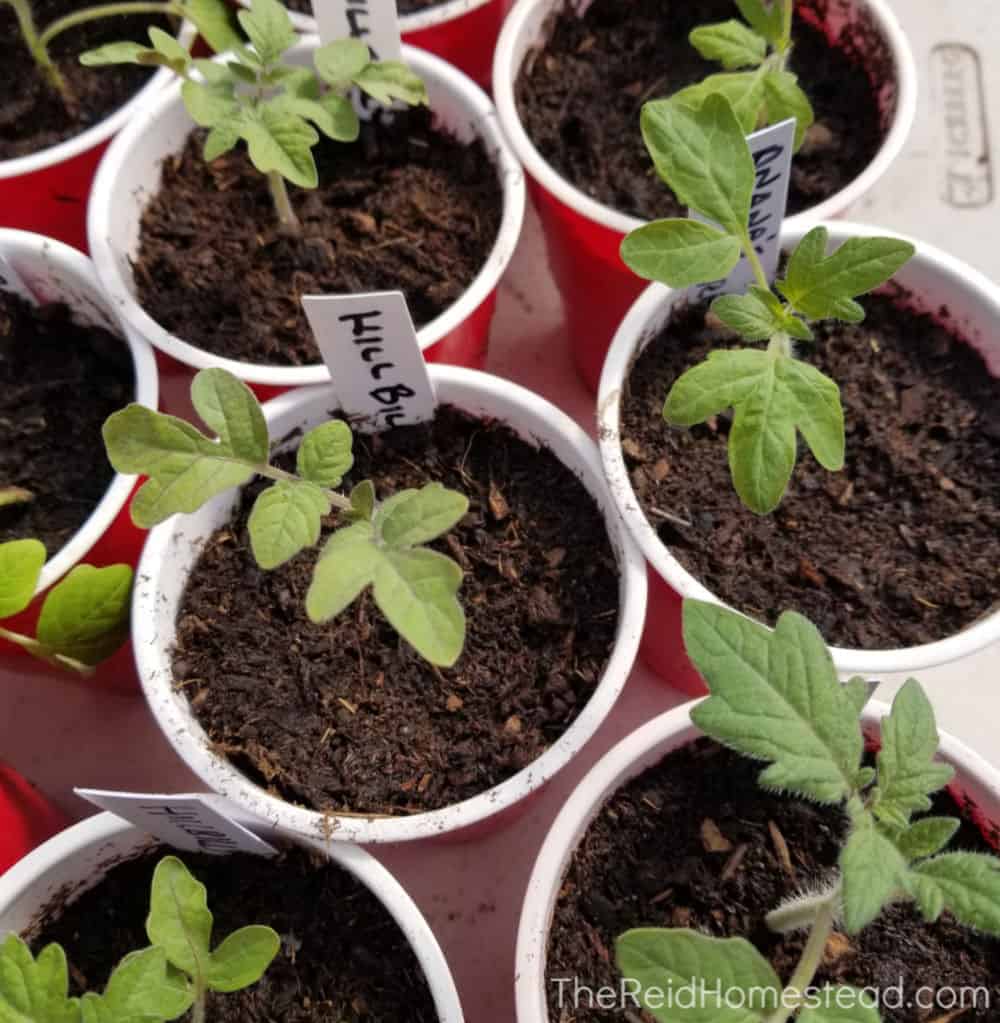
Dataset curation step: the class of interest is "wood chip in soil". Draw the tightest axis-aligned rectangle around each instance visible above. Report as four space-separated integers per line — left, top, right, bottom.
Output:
515 0 887 219
546 739 1000 1023
133 107 503 367
0 292 132 555
619 293 1000 650
32 845 437 1023
0 1 173 159
172 405 620 816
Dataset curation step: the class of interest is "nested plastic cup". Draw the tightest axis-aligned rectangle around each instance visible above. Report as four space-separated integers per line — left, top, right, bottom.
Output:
0 764 67 878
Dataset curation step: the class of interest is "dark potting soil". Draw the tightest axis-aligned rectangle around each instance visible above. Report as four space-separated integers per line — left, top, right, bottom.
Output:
546 739 1000 1023
134 108 503 367
618 295 1000 650
172 405 620 816
0 291 132 556
0 0 172 159
515 0 886 219
286 0 444 13
32 845 438 1023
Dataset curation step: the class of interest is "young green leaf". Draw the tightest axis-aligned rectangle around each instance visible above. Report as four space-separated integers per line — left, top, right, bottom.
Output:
620 219 742 288
79 947 193 1023
685 600 863 804
0 487 34 508
872 679 955 827
735 0 783 46
376 483 469 548
184 0 243 54
763 70 814 150
241 104 320 188
148 26 190 70
895 817 960 862
0 538 45 618
840 809 908 933
248 480 331 570
797 988 881 1023
191 369 269 463
203 928 280 993
348 480 376 522
908 853 1000 934
616 929 782 1023
270 94 360 143
314 38 371 87
843 677 877 717
670 72 768 135
79 41 155 67
777 227 916 323
711 287 813 341
690 20 767 70
35 564 133 666
305 520 379 621
181 79 240 128
0 936 79 1023
237 0 297 66
641 93 755 237
204 121 241 162
353 62 429 107
296 420 354 487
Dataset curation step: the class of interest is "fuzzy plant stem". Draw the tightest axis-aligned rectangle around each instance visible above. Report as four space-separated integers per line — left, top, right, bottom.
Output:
267 172 303 237
38 1 180 47
256 463 353 513
191 983 206 1023
0 625 93 675
3 0 74 106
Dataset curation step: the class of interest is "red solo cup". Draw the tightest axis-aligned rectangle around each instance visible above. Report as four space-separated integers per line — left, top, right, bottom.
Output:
494 0 918 393
0 230 158 694
0 764 68 877
88 39 526 395
598 223 1000 694
0 24 194 253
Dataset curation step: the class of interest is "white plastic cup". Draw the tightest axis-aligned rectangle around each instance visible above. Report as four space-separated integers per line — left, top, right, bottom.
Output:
598 222 1000 693
0 811 464 1022
514 698 1000 1022
88 38 526 392
132 365 647 843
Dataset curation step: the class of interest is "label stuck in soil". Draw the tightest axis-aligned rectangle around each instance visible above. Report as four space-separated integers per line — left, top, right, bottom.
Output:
691 117 796 303
75 790 279 856
0 255 36 304
303 290 436 432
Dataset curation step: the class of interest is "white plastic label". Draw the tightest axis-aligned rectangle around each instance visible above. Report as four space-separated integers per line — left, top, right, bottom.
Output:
303 290 436 432
0 254 36 303
75 790 278 856
690 117 797 303
314 0 401 61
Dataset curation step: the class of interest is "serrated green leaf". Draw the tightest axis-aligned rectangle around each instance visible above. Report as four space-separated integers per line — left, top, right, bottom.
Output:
271 94 360 142
240 104 318 188
204 122 240 162
711 287 812 342
896 817 960 862
248 481 329 570
777 227 915 323
205 927 279 993
36 564 132 666
641 93 755 236
664 348 773 426
616 928 781 1023
192 59 236 85
690 20 767 70
191 368 269 463
798 987 881 1023
0 938 79 1023
184 0 243 54
671 71 768 135
874 679 955 825
763 70 814 149
237 0 296 65
306 520 379 623
855 766 876 790
376 483 469 548
685 600 862 803
269 64 318 97
0 539 45 618
621 219 742 288
353 61 429 107
349 480 376 522
314 37 371 87
92 947 193 1021
844 677 875 717
79 42 154 67
840 809 908 933
905 872 946 924
181 80 239 127
911 853 1000 935
297 420 354 487
146 857 212 982
148 26 189 67
735 0 783 46
777 358 845 470
103 405 255 528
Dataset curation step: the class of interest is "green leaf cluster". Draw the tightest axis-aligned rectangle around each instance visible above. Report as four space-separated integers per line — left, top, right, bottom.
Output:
102 368 468 667
621 95 914 514
0 539 132 675
0 856 277 1023
615 600 1000 1023
80 0 428 192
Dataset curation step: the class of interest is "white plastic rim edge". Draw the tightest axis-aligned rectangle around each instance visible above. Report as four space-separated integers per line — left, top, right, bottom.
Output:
132 364 647 843
0 229 158 596
87 38 526 388
513 697 1000 1023
493 0 918 235
597 220 1000 677
0 22 195 181
0 812 464 1022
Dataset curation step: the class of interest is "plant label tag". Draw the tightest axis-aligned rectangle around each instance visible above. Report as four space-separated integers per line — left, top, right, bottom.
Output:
0 254 36 304
75 790 279 857
690 117 796 303
303 290 436 433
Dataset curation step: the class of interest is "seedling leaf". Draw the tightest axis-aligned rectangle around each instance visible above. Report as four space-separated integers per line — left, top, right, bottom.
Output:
314 38 371 86
735 0 783 45
185 0 244 54
205 928 280 993
83 947 193 1022
375 484 469 548
840 809 908 933
237 0 296 66
671 72 768 135
191 369 269 463
763 70 814 150
181 80 239 127
248 481 330 569
896 817 960 862
909 854 1000 934
0 539 45 618
296 420 354 487
146 856 213 981
621 220 742 288
0 936 78 1023
241 104 319 189
690 20 767 69
711 287 813 342
306 520 379 622
353 62 429 107
79 41 153 67
348 480 376 522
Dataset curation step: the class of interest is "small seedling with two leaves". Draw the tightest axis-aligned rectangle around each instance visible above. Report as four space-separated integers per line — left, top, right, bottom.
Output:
102 367 468 667
617 599 1000 1023
621 93 914 514
82 0 428 236
675 0 814 151
0 855 279 1023
0 537 132 675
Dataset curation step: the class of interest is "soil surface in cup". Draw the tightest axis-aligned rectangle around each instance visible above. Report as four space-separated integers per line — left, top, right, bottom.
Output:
134 108 503 367
0 1 172 160
515 0 885 219
171 405 620 816
0 291 132 555
547 739 1000 1023
32 844 438 1022
619 295 1000 650
286 0 447 12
